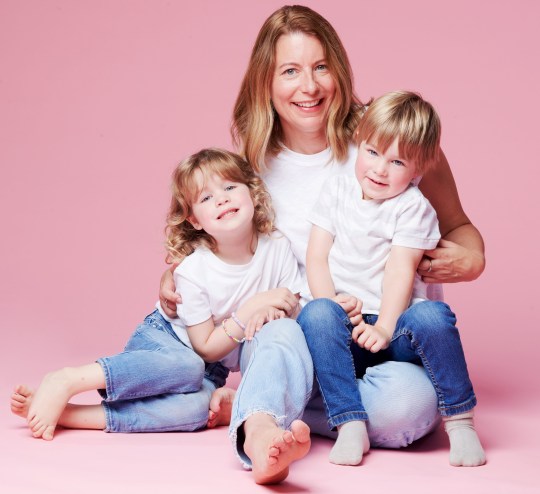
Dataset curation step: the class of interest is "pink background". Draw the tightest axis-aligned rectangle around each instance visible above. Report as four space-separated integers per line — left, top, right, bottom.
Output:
1 1 538 492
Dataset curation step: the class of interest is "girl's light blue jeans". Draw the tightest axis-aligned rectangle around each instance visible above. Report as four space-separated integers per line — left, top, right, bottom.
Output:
300 299 476 431
96 310 229 432
229 317 440 469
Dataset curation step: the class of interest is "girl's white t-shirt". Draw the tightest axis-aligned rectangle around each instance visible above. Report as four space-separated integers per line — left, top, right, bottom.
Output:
157 232 303 370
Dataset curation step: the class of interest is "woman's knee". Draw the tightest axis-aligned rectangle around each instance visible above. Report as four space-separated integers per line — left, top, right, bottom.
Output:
360 361 439 448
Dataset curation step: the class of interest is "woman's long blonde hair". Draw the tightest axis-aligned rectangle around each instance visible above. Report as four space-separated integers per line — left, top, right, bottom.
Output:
232 5 363 173
165 148 274 262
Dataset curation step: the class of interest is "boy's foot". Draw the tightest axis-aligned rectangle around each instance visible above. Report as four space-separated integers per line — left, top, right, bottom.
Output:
444 413 486 467
207 387 236 428
11 385 34 418
329 420 370 466
244 416 311 484
26 369 75 441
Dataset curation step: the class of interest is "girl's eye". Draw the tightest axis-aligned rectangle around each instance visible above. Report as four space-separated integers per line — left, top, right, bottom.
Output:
200 195 211 203
225 185 236 191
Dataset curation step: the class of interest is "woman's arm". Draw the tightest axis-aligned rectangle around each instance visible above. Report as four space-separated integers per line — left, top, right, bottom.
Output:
418 149 485 283
159 265 181 318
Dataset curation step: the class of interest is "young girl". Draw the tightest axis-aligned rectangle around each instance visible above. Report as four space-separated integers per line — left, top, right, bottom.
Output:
11 148 302 440
302 91 486 467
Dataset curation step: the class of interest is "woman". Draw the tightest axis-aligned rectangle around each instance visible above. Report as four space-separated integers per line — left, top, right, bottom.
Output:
160 5 485 484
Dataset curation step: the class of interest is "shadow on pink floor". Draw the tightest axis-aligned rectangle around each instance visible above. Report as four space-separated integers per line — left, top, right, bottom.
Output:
2 383 538 494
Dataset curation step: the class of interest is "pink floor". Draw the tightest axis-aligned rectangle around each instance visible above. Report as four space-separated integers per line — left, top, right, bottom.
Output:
2 381 538 494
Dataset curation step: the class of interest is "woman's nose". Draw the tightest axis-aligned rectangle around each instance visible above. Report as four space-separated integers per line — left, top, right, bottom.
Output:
300 71 318 93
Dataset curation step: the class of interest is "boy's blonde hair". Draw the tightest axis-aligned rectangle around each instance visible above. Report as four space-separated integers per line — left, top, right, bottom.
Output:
232 5 364 173
165 148 274 262
356 91 441 174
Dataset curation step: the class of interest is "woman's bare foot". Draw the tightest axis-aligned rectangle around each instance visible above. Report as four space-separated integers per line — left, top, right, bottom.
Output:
244 414 311 485
207 387 236 428
11 385 33 418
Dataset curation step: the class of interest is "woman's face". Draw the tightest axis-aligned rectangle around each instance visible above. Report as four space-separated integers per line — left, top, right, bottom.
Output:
271 32 336 150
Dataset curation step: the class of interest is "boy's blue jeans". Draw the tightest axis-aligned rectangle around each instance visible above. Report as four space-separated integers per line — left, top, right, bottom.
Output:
96 310 228 432
300 299 477 430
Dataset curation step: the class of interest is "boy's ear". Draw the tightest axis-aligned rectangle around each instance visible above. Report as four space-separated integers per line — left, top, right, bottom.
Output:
188 216 203 230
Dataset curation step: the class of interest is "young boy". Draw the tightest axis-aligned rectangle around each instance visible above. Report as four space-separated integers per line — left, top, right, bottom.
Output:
302 91 486 467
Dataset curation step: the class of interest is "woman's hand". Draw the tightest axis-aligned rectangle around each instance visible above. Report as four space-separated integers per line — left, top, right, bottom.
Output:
244 307 287 340
332 293 363 326
159 266 181 318
417 239 486 284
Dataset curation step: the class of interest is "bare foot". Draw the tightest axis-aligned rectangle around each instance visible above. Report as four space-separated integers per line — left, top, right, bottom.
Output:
244 416 311 484
26 369 75 441
207 387 236 428
11 385 34 418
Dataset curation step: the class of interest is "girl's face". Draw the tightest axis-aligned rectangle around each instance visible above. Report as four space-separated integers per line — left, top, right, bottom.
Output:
270 32 336 151
355 139 418 201
189 170 255 243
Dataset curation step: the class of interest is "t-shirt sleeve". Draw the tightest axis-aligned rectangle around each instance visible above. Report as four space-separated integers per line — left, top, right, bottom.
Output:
307 178 338 236
174 267 213 327
393 191 441 250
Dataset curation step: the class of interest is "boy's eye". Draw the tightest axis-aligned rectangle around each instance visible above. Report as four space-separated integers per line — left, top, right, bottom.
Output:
225 185 237 192
392 160 405 167
200 195 211 203
367 149 378 156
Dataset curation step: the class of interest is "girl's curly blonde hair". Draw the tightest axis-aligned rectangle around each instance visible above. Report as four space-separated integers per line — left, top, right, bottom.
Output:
165 148 274 263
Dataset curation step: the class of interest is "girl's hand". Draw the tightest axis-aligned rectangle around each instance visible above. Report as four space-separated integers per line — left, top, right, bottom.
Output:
417 239 486 284
243 288 299 318
244 307 286 340
159 267 181 318
352 323 390 353
332 293 363 326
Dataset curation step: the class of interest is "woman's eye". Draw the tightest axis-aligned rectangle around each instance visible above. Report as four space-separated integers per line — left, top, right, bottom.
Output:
315 64 327 71
283 68 297 76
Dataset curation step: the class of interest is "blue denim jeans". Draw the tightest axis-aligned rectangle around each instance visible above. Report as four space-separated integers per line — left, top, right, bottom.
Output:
229 317 440 469
97 310 229 432
300 298 476 431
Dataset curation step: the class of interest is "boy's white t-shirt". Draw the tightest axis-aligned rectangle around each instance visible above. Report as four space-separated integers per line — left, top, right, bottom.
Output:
157 232 303 371
262 144 444 301
308 175 440 313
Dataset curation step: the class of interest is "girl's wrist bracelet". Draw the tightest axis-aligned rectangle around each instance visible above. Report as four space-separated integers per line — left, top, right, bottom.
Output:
221 318 246 344
231 312 246 331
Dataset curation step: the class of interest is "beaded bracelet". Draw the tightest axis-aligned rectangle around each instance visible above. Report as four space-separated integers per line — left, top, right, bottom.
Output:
221 318 246 344
231 312 246 331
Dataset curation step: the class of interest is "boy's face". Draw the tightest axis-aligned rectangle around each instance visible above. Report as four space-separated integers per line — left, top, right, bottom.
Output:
355 138 418 201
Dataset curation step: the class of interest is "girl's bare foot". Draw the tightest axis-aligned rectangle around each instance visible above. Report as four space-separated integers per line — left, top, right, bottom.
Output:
244 415 311 485
11 385 33 418
207 387 236 428
27 369 75 440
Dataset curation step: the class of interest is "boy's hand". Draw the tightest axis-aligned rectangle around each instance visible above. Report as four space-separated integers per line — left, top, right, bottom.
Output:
332 293 363 326
352 323 391 353
244 307 286 340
